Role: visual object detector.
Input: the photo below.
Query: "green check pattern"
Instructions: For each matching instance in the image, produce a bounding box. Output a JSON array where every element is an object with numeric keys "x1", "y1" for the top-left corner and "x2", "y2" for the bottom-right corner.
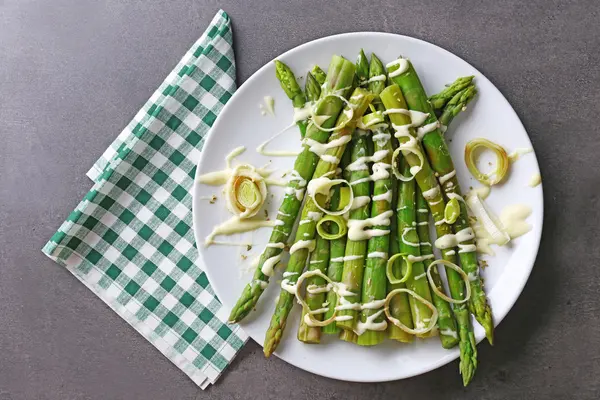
[{"x1": 42, "y1": 10, "x2": 247, "y2": 389}]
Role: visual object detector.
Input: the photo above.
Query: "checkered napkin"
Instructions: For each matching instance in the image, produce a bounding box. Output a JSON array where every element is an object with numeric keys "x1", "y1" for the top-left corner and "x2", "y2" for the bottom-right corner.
[{"x1": 42, "y1": 10, "x2": 247, "y2": 389}]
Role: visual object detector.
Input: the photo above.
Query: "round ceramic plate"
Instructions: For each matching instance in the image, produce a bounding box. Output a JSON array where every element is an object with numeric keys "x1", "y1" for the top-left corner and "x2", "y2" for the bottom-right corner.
[{"x1": 192, "y1": 32, "x2": 543, "y2": 382}]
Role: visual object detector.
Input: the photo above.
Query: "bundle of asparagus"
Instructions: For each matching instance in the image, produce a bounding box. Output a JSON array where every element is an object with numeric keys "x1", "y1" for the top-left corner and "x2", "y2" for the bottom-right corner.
[{"x1": 224, "y1": 50, "x2": 487, "y2": 386}]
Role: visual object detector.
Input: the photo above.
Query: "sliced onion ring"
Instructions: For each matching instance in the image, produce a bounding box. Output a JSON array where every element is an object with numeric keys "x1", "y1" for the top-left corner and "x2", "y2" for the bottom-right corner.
[
  {"x1": 466, "y1": 193, "x2": 510, "y2": 246},
  {"x1": 464, "y1": 138, "x2": 509, "y2": 185},
  {"x1": 444, "y1": 197, "x2": 460, "y2": 224},
  {"x1": 310, "y1": 94, "x2": 353, "y2": 132},
  {"x1": 294, "y1": 270, "x2": 338, "y2": 327},
  {"x1": 391, "y1": 145, "x2": 425, "y2": 182},
  {"x1": 308, "y1": 177, "x2": 354, "y2": 216},
  {"x1": 386, "y1": 253, "x2": 413, "y2": 284},
  {"x1": 426, "y1": 259, "x2": 472, "y2": 304},
  {"x1": 316, "y1": 215, "x2": 347, "y2": 240},
  {"x1": 224, "y1": 165, "x2": 267, "y2": 219},
  {"x1": 384, "y1": 288, "x2": 439, "y2": 335}
]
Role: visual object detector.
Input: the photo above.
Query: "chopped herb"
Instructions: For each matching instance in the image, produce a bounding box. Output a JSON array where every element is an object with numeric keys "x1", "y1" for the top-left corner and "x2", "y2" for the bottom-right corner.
[
  {"x1": 209, "y1": 194, "x2": 217, "y2": 204},
  {"x1": 241, "y1": 254, "x2": 248, "y2": 260},
  {"x1": 246, "y1": 245, "x2": 253, "y2": 251}
]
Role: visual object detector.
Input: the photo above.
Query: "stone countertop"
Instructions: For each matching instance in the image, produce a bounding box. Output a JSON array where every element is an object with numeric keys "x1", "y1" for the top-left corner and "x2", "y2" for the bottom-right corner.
[{"x1": 1, "y1": 0, "x2": 598, "y2": 399}]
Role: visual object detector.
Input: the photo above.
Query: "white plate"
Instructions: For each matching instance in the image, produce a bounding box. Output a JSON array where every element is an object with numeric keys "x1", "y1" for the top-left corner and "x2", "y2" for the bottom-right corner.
[{"x1": 192, "y1": 32, "x2": 543, "y2": 382}]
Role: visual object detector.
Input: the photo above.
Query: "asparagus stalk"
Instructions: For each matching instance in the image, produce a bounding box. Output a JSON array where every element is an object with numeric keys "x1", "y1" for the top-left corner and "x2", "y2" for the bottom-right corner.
[
  {"x1": 357, "y1": 53, "x2": 394, "y2": 346},
  {"x1": 322, "y1": 175, "x2": 348, "y2": 334},
  {"x1": 263, "y1": 87, "x2": 375, "y2": 357},
  {"x1": 297, "y1": 234, "x2": 330, "y2": 343},
  {"x1": 275, "y1": 60, "x2": 309, "y2": 138},
  {"x1": 416, "y1": 186, "x2": 459, "y2": 348},
  {"x1": 388, "y1": 60, "x2": 493, "y2": 345},
  {"x1": 304, "y1": 72, "x2": 322, "y2": 103},
  {"x1": 438, "y1": 85, "x2": 476, "y2": 129},
  {"x1": 380, "y1": 84, "x2": 476, "y2": 385},
  {"x1": 336, "y1": 133, "x2": 372, "y2": 336},
  {"x1": 228, "y1": 56, "x2": 356, "y2": 323},
  {"x1": 387, "y1": 177, "x2": 414, "y2": 343},
  {"x1": 396, "y1": 158, "x2": 435, "y2": 336},
  {"x1": 336, "y1": 52, "x2": 374, "y2": 337},
  {"x1": 428, "y1": 76, "x2": 474, "y2": 112},
  {"x1": 311, "y1": 65, "x2": 327, "y2": 86}
]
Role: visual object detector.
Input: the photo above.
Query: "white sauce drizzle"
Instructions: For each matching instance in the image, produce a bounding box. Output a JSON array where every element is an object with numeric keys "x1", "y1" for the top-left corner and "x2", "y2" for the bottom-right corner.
[
  {"x1": 372, "y1": 190, "x2": 392, "y2": 203},
  {"x1": 261, "y1": 253, "x2": 283, "y2": 276},
  {"x1": 368, "y1": 252, "x2": 388, "y2": 259},
  {"x1": 508, "y1": 147, "x2": 533, "y2": 163},
  {"x1": 347, "y1": 210, "x2": 393, "y2": 241},
  {"x1": 289, "y1": 240, "x2": 316, "y2": 254},
  {"x1": 438, "y1": 170, "x2": 456, "y2": 185},
  {"x1": 256, "y1": 124, "x2": 301, "y2": 157},
  {"x1": 205, "y1": 216, "x2": 276, "y2": 246},
  {"x1": 416, "y1": 121, "x2": 440, "y2": 140},
  {"x1": 386, "y1": 58, "x2": 410, "y2": 78},
  {"x1": 529, "y1": 173, "x2": 541, "y2": 187},
  {"x1": 401, "y1": 227, "x2": 420, "y2": 247}
]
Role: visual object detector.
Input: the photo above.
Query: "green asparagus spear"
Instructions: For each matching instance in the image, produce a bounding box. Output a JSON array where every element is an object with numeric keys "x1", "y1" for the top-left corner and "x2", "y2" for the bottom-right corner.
[
  {"x1": 438, "y1": 85, "x2": 476, "y2": 129},
  {"x1": 336, "y1": 51, "x2": 375, "y2": 336},
  {"x1": 228, "y1": 56, "x2": 356, "y2": 323},
  {"x1": 322, "y1": 175, "x2": 348, "y2": 335},
  {"x1": 416, "y1": 186, "x2": 459, "y2": 349},
  {"x1": 388, "y1": 60, "x2": 493, "y2": 346},
  {"x1": 387, "y1": 177, "x2": 414, "y2": 343},
  {"x1": 357, "y1": 53, "x2": 395, "y2": 346},
  {"x1": 305, "y1": 72, "x2": 322, "y2": 103},
  {"x1": 263, "y1": 87, "x2": 375, "y2": 357},
  {"x1": 396, "y1": 158, "x2": 435, "y2": 336},
  {"x1": 297, "y1": 234, "x2": 330, "y2": 343},
  {"x1": 336, "y1": 133, "x2": 372, "y2": 336},
  {"x1": 380, "y1": 84, "x2": 476, "y2": 385},
  {"x1": 275, "y1": 60, "x2": 309, "y2": 138},
  {"x1": 311, "y1": 65, "x2": 327, "y2": 86},
  {"x1": 356, "y1": 49, "x2": 370, "y2": 86},
  {"x1": 428, "y1": 76, "x2": 474, "y2": 112}
]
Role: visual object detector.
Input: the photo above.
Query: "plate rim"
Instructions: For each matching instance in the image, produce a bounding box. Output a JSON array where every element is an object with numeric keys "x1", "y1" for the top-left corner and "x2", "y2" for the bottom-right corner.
[{"x1": 192, "y1": 31, "x2": 544, "y2": 382}]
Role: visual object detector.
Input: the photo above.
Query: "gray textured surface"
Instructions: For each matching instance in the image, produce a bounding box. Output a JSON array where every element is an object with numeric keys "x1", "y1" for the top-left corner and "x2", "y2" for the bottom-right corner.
[{"x1": 1, "y1": 0, "x2": 599, "y2": 399}]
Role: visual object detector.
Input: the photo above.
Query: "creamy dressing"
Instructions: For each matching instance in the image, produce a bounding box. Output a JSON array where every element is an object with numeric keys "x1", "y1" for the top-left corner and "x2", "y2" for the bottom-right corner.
[
  {"x1": 331, "y1": 255, "x2": 363, "y2": 263},
  {"x1": 386, "y1": 58, "x2": 410, "y2": 78},
  {"x1": 440, "y1": 328, "x2": 458, "y2": 339},
  {"x1": 367, "y1": 252, "x2": 388, "y2": 259},
  {"x1": 281, "y1": 279, "x2": 296, "y2": 294},
  {"x1": 422, "y1": 186, "x2": 440, "y2": 200},
  {"x1": 350, "y1": 196, "x2": 371, "y2": 210},
  {"x1": 256, "y1": 123, "x2": 301, "y2": 157},
  {"x1": 263, "y1": 96, "x2": 275, "y2": 115},
  {"x1": 407, "y1": 254, "x2": 434, "y2": 263},
  {"x1": 467, "y1": 185, "x2": 491, "y2": 200},
  {"x1": 434, "y1": 228, "x2": 475, "y2": 250},
  {"x1": 289, "y1": 239, "x2": 316, "y2": 254},
  {"x1": 205, "y1": 216, "x2": 277, "y2": 246},
  {"x1": 355, "y1": 310, "x2": 387, "y2": 335},
  {"x1": 303, "y1": 135, "x2": 352, "y2": 158},
  {"x1": 500, "y1": 204, "x2": 532, "y2": 239},
  {"x1": 351, "y1": 162, "x2": 391, "y2": 186},
  {"x1": 446, "y1": 192, "x2": 465, "y2": 203},
  {"x1": 529, "y1": 173, "x2": 542, "y2": 187},
  {"x1": 293, "y1": 102, "x2": 314, "y2": 122},
  {"x1": 508, "y1": 147, "x2": 532, "y2": 162},
  {"x1": 261, "y1": 253, "x2": 283, "y2": 276},
  {"x1": 367, "y1": 74, "x2": 386, "y2": 83},
  {"x1": 401, "y1": 227, "x2": 420, "y2": 247},
  {"x1": 438, "y1": 170, "x2": 456, "y2": 185},
  {"x1": 416, "y1": 121, "x2": 440, "y2": 140},
  {"x1": 372, "y1": 190, "x2": 392, "y2": 203},
  {"x1": 346, "y1": 150, "x2": 389, "y2": 171},
  {"x1": 384, "y1": 109, "x2": 429, "y2": 127},
  {"x1": 347, "y1": 210, "x2": 393, "y2": 241}
]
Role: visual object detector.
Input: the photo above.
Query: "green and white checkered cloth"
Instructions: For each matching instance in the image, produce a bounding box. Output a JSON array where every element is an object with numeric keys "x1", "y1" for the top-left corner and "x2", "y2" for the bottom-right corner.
[{"x1": 42, "y1": 10, "x2": 247, "y2": 389}]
